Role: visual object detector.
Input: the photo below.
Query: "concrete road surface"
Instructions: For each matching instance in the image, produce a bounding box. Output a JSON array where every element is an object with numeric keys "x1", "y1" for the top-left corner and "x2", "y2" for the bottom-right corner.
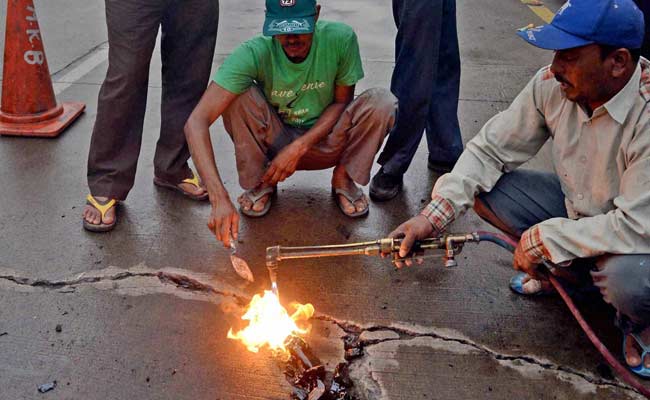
[{"x1": 1, "y1": 0, "x2": 648, "y2": 399}]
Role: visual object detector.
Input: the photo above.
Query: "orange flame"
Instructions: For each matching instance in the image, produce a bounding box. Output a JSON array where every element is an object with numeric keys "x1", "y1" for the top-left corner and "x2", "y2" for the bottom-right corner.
[{"x1": 227, "y1": 290, "x2": 315, "y2": 353}]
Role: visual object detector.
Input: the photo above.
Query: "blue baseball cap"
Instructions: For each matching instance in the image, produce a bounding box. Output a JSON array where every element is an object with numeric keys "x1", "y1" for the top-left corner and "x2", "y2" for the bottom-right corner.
[
  {"x1": 517, "y1": 0, "x2": 645, "y2": 50},
  {"x1": 263, "y1": 0, "x2": 317, "y2": 36}
]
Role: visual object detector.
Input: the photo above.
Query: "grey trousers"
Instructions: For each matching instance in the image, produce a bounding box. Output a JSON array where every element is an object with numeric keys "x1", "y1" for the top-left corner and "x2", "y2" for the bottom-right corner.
[
  {"x1": 222, "y1": 87, "x2": 397, "y2": 190},
  {"x1": 87, "y1": 0, "x2": 219, "y2": 200},
  {"x1": 475, "y1": 169, "x2": 650, "y2": 333}
]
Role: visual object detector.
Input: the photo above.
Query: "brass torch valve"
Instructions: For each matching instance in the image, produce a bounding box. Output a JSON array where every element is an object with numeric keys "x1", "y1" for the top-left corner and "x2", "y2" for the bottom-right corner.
[
  {"x1": 388, "y1": 233, "x2": 480, "y2": 267},
  {"x1": 441, "y1": 233, "x2": 480, "y2": 267}
]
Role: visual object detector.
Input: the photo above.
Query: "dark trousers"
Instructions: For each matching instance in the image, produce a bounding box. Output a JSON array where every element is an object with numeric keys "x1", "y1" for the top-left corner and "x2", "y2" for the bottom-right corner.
[
  {"x1": 377, "y1": 0, "x2": 464, "y2": 177},
  {"x1": 87, "y1": 0, "x2": 219, "y2": 200},
  {"x1": 475, "y1": 169, "x2": 650, "y2": 333}
]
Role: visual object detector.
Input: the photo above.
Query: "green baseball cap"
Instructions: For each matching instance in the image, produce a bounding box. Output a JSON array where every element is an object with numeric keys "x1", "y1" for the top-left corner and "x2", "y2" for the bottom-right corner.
[{"x1": 263, "y1": 0, "x2": 317, "y2": 36}]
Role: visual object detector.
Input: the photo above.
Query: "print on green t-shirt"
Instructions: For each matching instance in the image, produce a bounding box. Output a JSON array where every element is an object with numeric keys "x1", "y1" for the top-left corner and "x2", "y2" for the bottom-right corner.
[{"x1": 213, "y1": 20, "x2": 364, "y2": 128}]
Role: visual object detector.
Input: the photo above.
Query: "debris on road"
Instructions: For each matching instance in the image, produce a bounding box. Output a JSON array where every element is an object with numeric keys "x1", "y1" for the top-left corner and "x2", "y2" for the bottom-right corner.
[
  {"x1": 282, "y1": 336, "x2": 356, "y2": 400},
  {"x1": 343, "y1": 348, "x2": 362, "y2": 361},
  {"x1": 55, "y1": 324, "x2": 62, "y2": 333},
  {"x1": 37, "y1": 381, "x2": 57, "y2": 393}
]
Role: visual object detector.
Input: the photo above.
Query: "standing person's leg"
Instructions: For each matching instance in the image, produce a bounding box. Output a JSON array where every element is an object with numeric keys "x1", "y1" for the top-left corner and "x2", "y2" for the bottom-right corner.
[
  {"x1": 154, "y1": 0, "x2": 219, "y2": 199},
  {"x1": 425, "y1": 0, "x2": 463, "y2": 172},
  {"x1": 84, "y1": 0, "x2": 163, "y2": 231},
  {"x1": 591, "y1": 254, "x2": 650, "y2": 375},
  {"x1": 370, "y1": 0, "x2": 443, "y2": 201}
]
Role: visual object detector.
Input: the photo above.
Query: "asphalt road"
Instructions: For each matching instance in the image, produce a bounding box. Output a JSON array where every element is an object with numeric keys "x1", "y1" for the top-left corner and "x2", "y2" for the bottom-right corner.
[{"x1": 1, "y1": 0, "x2": 648, "y2": 399}]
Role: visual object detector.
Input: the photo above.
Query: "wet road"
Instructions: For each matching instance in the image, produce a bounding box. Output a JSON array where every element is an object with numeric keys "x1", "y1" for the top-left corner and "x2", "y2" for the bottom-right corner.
[{"x1": 1, "y1": 0, "x2": 648, "y2": 398}]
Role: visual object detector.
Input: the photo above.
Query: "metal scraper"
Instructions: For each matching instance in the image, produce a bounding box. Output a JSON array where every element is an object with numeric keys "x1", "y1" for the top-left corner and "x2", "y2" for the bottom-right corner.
[{"x1": 230, "y1": 240, "x2": 254, "y2": 282}]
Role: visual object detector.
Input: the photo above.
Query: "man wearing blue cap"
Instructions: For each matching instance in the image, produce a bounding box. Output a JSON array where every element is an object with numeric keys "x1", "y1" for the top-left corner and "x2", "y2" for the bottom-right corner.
[
  {"x1": 386, "y1": 0, "x2": 650, "y2": 376},
  {"x1": 185, "y1": 1, "x2": 396, "y2": 241}
]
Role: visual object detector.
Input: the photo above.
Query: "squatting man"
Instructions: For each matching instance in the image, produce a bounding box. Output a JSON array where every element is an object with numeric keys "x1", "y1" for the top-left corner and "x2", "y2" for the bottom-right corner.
[
  {"x1": 185, "y1": 0, "x2": 396, "y2": 247},
  {"x1": 387, "y1": 0, "x2": 650, "y2": 378}
]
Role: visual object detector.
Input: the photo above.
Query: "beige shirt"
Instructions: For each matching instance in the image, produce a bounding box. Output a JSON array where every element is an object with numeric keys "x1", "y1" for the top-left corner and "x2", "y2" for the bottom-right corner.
[{"x1": 432, "y1": 58, "x2": 650, "y2": 264}]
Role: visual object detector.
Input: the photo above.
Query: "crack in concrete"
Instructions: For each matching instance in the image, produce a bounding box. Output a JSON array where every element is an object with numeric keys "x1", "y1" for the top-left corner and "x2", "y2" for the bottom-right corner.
[
  {"x1": 315, "y1": 315, "x2": 643, "y2": 399},
  {"x1": 0, "y1": 268, "x2": 249, "y2": 305},
  {"x1": 0, "y1": 269, "x2": 642, "y2": 398},
  {"x1": 0, "y1": 271, "x2": 154, "y2": 288}
]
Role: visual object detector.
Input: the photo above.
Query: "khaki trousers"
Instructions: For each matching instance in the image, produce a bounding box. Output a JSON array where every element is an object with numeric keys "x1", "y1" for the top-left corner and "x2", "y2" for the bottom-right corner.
[{"x1": 222, "y1": 87, "x2": 396, "y2": 190}]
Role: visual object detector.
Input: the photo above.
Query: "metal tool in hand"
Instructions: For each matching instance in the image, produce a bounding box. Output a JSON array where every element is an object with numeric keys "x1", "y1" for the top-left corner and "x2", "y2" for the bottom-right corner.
[
  {"x1": 230, "y1": 239, "x2": 254, "y2": 282},
  {"x1": 265, "y1": 233, "x2": 480, "y2": 297},
  {"x1": 266, "y1": 233, "x2": 479, "y2": 269}
]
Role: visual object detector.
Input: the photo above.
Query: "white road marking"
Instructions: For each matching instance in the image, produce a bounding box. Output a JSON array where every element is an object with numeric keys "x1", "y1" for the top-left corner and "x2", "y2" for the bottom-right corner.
[{"x1": 52, "y1": 45, "x2": 108, "y2": 95}]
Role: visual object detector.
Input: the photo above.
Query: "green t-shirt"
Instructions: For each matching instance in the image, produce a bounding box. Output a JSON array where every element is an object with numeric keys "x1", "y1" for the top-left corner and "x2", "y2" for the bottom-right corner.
[{"x1": 213, "y1": 20, "x2": 364, "y2": 128}]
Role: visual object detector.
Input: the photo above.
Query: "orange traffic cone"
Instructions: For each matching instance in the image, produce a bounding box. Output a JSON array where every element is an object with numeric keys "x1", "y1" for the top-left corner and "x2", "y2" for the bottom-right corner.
[{"x1": 0, "y1": 0, "x2": 85, "y2": 137}]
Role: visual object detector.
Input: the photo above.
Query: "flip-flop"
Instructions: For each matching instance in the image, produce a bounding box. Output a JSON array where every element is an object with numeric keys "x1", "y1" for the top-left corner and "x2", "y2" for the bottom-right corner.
[
  {"x1": 239, "y1": 186, "x2": 275, "y2": 217},
  {"x1": 83, "y1": 195, "x2": 118, "y2": 233},
  {"x1": 332, "y1": 186, "x2": 369, "y2": 218},
  {"x1": 153, "y1": 170, "x2": 208, "y2": 201},
  {"x1": 623, "y1": 332, "x2": 650, "y2": 378},
  {"x1": 509, "y1": 272, "x2": 554, "y2": 296}
]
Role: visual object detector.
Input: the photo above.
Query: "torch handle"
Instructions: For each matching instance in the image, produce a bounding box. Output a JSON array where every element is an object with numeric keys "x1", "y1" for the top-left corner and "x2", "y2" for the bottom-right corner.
[{"x1": 266, "y1": 237, "x2": 450, "y2": 266}]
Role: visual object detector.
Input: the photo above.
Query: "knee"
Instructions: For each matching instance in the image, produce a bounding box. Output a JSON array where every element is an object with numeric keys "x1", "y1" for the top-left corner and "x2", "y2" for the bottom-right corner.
[
  {"x1": 472, "y1": 196, "x2": 521, "y2": 237},
  {"x1": 353, "y1": 88, "x2": 397, "y2": 121},
  {"x1": 473, "y1": 197, "x2": 491, "y2": 221},
  {"x1": 595, "y1": 255, "x2": 650, "y2": 323}
]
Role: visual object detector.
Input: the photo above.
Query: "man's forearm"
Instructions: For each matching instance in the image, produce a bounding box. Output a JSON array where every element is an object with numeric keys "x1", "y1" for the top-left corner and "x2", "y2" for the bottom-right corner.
[
  {"x1": 184, "y1": 118, "x2": 229, "y2": 206},
  {"x1": 183, "y1": 83, "x2": 239, "y2": 206},
  {"x1": 293, "y1": 102, "x2": 347, "y2": 151}
]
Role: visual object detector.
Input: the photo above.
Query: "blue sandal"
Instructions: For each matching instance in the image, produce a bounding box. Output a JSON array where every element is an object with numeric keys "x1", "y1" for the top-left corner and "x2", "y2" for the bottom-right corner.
[{"x1": 623, "y1": 332, "x2": 650, "y2": 378}]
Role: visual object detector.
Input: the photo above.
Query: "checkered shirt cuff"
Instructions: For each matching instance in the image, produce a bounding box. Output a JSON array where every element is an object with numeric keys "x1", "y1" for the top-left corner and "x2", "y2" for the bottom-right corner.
[
  {"x1": 419, "y1": 195, "x2": 455, "y2": 233},
  {"x1": 520, "y1": 225, "x2": 549, "y2": 262}
]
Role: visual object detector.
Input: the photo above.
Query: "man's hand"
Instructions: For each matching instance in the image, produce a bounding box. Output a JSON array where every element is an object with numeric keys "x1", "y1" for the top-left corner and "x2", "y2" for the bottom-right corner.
[
  {"x1": 513, "y1": 240, "x2": 544, "y2": 279},
  {"x1": 207, "y1": 198, "x2": 240, "y2": 248},
  {"x1": 387, "y1": 215, "x2": 437, "y2": 268},
  {"x1": 262, "y1": 141, "x2": 307, "y2": 186},
  {"x1": 513, "y1": 226, "x2": 549, "y2": 280}
]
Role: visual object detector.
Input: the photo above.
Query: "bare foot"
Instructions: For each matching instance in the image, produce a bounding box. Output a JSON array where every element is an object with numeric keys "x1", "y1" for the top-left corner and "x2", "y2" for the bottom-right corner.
[
  {"x1": 625, "y1": 327, "x2": 650, "y2": 370},
  {"x1": 332, "y1": 166, "x2": 368, "y2": 215},
  {"x1": 82, "y1": 196, "x2": 116, "y2": 226},
  {"x1": 237, "y1": 185, "x2": 273, "y2": 213}
]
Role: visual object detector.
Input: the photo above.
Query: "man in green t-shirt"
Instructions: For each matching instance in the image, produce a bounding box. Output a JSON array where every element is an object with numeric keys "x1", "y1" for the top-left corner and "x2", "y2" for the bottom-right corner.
[{"x1": 185, "y1": 0, "x2": 396, "y2": 247}]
